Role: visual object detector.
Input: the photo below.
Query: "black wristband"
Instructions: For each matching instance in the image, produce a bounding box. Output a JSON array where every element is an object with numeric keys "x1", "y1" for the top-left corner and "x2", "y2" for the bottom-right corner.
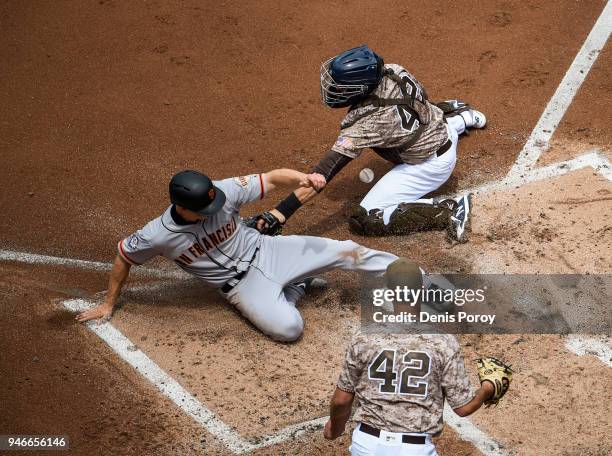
[{"x1": 275, "y1": 192, "x2": 302, "y2": 220}]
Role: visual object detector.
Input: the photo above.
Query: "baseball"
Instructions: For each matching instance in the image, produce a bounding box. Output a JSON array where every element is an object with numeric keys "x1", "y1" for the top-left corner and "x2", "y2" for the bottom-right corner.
[{"x1": 359, "y1": 168, "x2": 374, "y2": 183}]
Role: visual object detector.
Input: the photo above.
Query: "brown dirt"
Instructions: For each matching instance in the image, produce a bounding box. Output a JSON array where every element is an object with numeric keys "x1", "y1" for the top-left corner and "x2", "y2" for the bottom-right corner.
[
  {"x1": 0, "y1": 262, "x2": 212, "y2": 455},
  {"x1": 0, "y1": 0, "x2": 605, "y2": 263},
  {"x1": 462, "y1": 335, "x2": 612, "y2": 456},
  {"x1": 541, "y1": 40, "x2": 612, "y2": 165},
  {"x1": 463, "y1": 168, "x2": 612, "y2": 274},
  {"x1": 1, "y1": 0, "x2": 611, "y2": 455}
]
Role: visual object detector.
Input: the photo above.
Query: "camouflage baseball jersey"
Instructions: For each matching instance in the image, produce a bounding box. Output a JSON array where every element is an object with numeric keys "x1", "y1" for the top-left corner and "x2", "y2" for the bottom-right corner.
[
  {"x1": 337, "y1": 333, "x2": 473, "y2": 435},
  {"x1": 117, "y1": 174, "x2": 266, "y2": 287},
  {"x1": 331, "y1": 64, "x2": 448, "y2": 165}
]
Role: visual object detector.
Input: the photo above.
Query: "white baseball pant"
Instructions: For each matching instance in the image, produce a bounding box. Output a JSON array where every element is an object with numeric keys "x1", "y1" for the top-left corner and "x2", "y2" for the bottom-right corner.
[
  {"x1": 222, "y1": 235, "x2": 399, "y2": 341},
  {"x1": 360, "y1": 116, "x2": 466, "y2": 224},
  {"x1": 350, "y1": 426, "x2": 438, "y2": 456}
]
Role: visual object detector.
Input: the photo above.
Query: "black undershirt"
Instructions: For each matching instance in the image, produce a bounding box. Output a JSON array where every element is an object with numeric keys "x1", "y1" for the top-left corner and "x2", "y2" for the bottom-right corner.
[{"x1": 170, "y1": 205, "x2": 197, "y2": 226}]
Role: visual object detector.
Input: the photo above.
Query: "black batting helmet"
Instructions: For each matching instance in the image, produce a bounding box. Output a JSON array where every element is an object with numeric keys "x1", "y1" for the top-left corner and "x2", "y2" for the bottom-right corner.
[{"x1": 169, "y1": 170, "x2": 226, "y2": 215}]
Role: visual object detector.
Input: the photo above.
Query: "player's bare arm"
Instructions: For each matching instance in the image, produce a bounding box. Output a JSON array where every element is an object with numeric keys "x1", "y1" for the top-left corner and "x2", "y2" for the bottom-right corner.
[
  {"x1": 249, "y1": 169, "x2": 326, "y2": 231},
  {"x1": 261, "y1": 150, "x2": 350, "y2": 227},
  {"x1": 75, "y1": 255, "x2": 131, "y2": 323},
  {"x1": 452, "y1": 380, "x2": 495, "y2": 417},
  {"x1": 263, "y1": 168, "x2": 326, "y2": 193},
  {"x1": 323, "y1": 387, "x2": 355, "y2": 440}
]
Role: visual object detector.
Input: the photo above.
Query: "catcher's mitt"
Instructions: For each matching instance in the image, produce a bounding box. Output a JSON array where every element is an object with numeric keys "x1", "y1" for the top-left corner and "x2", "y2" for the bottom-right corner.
[
  {"x1": 475, "y1": 357, "x2": 513, "y2": 407},
  {"x1": 243, "y1": 211, "x2": 283, "y2": 236}
]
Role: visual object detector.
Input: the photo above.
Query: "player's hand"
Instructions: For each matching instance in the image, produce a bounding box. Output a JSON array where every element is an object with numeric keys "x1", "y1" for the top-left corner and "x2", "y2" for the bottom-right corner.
[
  {"x1": 75, "y1": 303, "x2": 113, "y2": 323},
  {"x1": 256, "y1": 218, "x2": 266, "y2": 231},
  {"x1": 299, "y1": 173, "x2": 326, "y2": 191},
  {"x1": 323, "y1": 420, "x2": 343, "y2": 440}
]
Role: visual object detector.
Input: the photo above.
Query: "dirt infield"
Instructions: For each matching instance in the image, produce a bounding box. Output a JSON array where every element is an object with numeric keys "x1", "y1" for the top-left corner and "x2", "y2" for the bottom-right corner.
[{"x1": 1, "y1": 1, "x2": 611, "y2": 455}]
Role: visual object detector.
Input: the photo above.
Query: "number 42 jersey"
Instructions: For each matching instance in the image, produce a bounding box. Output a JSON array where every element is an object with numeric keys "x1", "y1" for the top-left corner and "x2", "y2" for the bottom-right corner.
[{"x1": 337, "y1": 333, "x2": 474, "y2": 435}]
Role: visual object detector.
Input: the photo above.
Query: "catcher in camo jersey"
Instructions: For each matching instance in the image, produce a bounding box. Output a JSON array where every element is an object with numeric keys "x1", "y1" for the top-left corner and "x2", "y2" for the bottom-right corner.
[
  {"x1": 249, "y1": 45, "x2": 487, "y2": 242},
  {"x1": 323, "y1": 259, "x2": 512, "y2": 456}
]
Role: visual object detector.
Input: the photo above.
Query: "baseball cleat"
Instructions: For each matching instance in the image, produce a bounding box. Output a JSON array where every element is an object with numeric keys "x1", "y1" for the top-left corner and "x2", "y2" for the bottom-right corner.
[
  {"x1": 447, "y1": 193, "x2": 473, "y2": 243},
  {"x1": 439, "y1": 100, "x2": 486, "y2": 130},
  {"x1": 294, "y1": 276, "x2": 328, "y2": 293},
  {"x1": 469, "y1": 109, "x2": 487, "y2": 129},
  {"x1": 433, "y1": 197, "x2": 458, "y2": 212}
]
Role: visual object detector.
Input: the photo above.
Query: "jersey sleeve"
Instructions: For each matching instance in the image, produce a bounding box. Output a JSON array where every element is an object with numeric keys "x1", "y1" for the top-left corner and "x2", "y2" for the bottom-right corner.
[
  {"x1": 440, "y1": 338, "x2": 474, "y2": 409},
  {"x1": 217, "y1": 174, "x2": 266, "y2": 209},
  {"x1": 331, "y1": 121, "x2": 385, "y2": 158},
  {"x1": 337, "y1": 337, "x2": 365, "y2": 393},
  {"x1": 117, "y1": 222, "x2": 161, "y2": 266}
]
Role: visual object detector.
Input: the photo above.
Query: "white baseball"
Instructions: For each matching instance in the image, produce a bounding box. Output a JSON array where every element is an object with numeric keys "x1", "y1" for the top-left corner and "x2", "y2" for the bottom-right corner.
[{"x1": 359, "y1": 168, "x2": 374, "y2": 183}]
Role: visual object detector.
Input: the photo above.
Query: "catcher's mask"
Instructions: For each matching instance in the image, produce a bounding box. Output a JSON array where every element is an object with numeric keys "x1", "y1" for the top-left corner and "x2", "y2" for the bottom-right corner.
[{"x1": 320, "y1": 45, "x2": 384, "y2": 108}]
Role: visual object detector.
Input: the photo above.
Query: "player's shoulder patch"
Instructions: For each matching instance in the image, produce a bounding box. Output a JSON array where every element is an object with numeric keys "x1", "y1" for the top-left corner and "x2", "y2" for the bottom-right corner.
[
  {"x1": 233, "y1": 175, "x2": 250, "y2": 188},
  {"x1": 127, "y1": 233, "x2": 140, "y2": 249}
]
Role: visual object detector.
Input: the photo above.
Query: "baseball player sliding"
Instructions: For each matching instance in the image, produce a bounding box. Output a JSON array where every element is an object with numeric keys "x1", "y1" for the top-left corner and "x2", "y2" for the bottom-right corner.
[
  {"x1": 323, "y1": 259, "x2": 513, "y2": 455},
  {"x1": 250, "y1": 45, "x2": 486, "y2": 242},
  {"x1": 76, "y1": 169, "x2": 440, "y2": 341}
]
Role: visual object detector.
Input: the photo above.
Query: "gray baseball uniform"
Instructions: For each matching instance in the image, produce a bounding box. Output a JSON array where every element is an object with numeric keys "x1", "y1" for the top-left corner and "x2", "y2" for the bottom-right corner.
[{"x1": 118, "y1": 173, "x2": 400, "y2": 341}]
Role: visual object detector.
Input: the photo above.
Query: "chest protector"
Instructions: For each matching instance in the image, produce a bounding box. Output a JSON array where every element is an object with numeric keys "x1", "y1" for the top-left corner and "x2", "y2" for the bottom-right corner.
[{"x1": 365, "y1": 69, "x2": 431, "y2": 150}]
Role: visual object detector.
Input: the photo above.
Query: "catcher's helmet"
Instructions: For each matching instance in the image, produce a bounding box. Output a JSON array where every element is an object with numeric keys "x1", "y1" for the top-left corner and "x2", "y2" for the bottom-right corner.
[
  {"x1": 169, "y1": 170, "x2": 226, "y2": 215},
  {"x1": 320, "y1": 45, "x2": 384, "y2": 108}
]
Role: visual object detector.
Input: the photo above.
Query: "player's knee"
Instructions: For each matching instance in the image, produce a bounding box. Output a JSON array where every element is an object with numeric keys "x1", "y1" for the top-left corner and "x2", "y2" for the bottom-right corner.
[
  {"x1": 337, "y1": 239, "x2": 370, "y2": 266},
  {"x1": 269, "y1": 313, "x2": 304, "y2": 342},
  {"x1": 340, "y1": 239, "x2": 360, "y2": 250}
]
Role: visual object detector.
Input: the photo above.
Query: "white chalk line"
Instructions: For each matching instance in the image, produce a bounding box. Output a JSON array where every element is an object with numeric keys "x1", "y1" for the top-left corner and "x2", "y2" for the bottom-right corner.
[
  {"x1": 0, "y1": 248, "x2": 186, "y2": 279},
  {"x1": 461, "y1": 0, "x2": 612, "y2": 380},
  {"x1": 64, "y1": 296, "x2": 506, "y2": 455},
  {"x1": 565, "y1": 336, "x2": 612, "y2": 368},
  {"x1": 62, "y1": 299, "x2": 248, "y2": 453},
  {"x1": 464, "y1": 149, "x2": 612, "y2": 197},
  {"x1": 5, "y1": 3, "x2": 612, "y2": 454},
  {"x1": 63, "y1": 298, "x2": 330, "y2": 454},
  {"x1": 507, "y1": 0, "x2": 612, "y2": 177},
  {"x1": 443, "y1": 404, "x2": 507, "y2": 456}
]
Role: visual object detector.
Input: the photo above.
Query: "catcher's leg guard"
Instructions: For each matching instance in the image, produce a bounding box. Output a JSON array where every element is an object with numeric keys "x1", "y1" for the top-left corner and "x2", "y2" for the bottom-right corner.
[
  {"x1": 348, "y1": 206, "x2": 388, "y2": 236},
  {"x1": 386, "y1": 199, "x2": 455, "y2": 235}
]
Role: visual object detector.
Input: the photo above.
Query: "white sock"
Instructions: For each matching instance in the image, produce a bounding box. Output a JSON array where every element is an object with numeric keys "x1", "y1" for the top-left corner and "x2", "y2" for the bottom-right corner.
[
  {"x1": 414, "y1": 198, "x2": 434, "y2": 205},
  {"x1": 459, "y1": 110, "x2": 474, "y2": 128}
]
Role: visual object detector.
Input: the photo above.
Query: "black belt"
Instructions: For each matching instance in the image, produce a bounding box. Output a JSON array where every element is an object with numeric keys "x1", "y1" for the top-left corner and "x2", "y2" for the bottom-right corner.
[
  {"x1": 359, "y1": 423, "x2": 426, "y2": 445},
  {"x1": 220, "y1": 269, "x2": 247, "y2": 293},
  {"x1": 220, "y1": 248, "x2": 259, "y2": 293},
  {"x1": 436, "y1": 139, "x2": 451, "y2": 157}
]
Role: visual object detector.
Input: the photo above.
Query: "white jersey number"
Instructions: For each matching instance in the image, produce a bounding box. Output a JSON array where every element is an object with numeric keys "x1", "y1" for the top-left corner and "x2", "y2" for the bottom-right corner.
[{"x1": 368, "y1": 350, "x2": 431, "y2": 397}]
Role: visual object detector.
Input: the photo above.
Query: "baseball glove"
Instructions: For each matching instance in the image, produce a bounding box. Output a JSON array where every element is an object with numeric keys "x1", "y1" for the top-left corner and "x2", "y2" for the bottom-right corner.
[
  {"x1": 475, "y1": 357, "x2": 513, "y2": 407},
  {"x1": 243, "y1": 211, "x2": 283, "y2": 236}
]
